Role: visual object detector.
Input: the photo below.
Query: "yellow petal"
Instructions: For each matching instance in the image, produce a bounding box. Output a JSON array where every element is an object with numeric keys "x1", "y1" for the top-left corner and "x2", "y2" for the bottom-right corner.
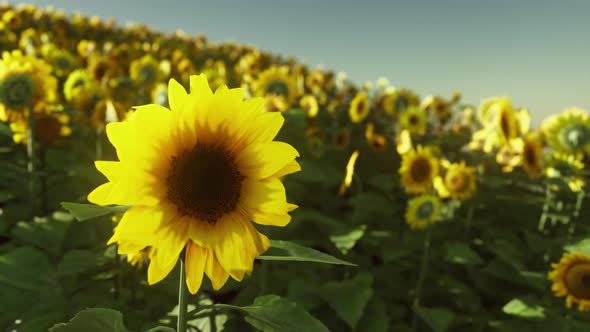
[
  {"x1": 168, "y1": 78, "x2": 188, "y2": 111},
  {"x1": 213, "y1": 214, "x2": 270, "y2": 280},
  {"x1": 189, "y1": 74, "x2": 213, "y2": 97},
  {"x1": 147, "y1": 248, "x2": 178, "y2": 285},
  {"x1": 237, "y1": 141, "x2": 299, "y2": 180},
  {"x1": 205, "y1": 250, "x2": 230, "y2": 290},
  {"x1": 154, "y1": 217, "x2": 189, "y2": 270},
  {"x1": 240, "y1": 178, "x2": 291, "y2": 226},
  {"x1": 272, "y1": 160, "x2": 301, "y2": 178},
  {"x1": 185, "y1": 241, "x2": 207, "y2": 294},
  {"x1": 108, "y1": 205, "x2": 176, "y2": 246}
]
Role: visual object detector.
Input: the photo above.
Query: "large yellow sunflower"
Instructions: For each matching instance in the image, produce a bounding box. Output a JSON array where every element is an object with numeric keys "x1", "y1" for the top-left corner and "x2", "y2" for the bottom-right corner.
[
  {"x1": 253, "y1": 65, "x2": 300, "y2": 108},
  {"x1": 541, "y1": 108, "x2": 590, "y2": 155},
  {"x1": 349, "y1": 92, "x2": 370, "y2": 123},
  {"x1": 400, "y1": 145, "x2": 439, "y2": 194},
  {"x1": 130, "y1": 54, "x2": 163, "y2": 87},
  {"x1": 0, "y1": 50, "x2": 57, "y2": 122},
  {"x1": 549, "y1": 252, "x2": 590, "y2": 311},
  {"x1": 405, "y1": 194, "x2": 441, "y2": 230},
  {"x1": 88, "y1": 74, "x2": 300, "y2": 294},
  {"x1": 434, "y1": 161, "x2": 476, "y2": 200},
  {"x1": 400, "y1": 106, "x2": 427, "y2": 135}
]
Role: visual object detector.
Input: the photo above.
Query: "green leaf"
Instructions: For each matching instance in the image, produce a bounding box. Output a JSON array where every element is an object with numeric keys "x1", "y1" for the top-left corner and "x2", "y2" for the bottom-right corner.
[
  {"x1": 0, "y1": 122, "x2": 11, "y2": 136},
  {"x1": 414, "y1": 306, "x2": 455, "y2": 332},
  {"x1": 319, "y1": 273, "x2": 374, "y2": 330},
  {"x1": 445, "y1": 242, "x2": 483, "y2": 265},
  {"x1": 11, "y1": 217, "x2": 71, "y2": 257},
  {"x1": 257, "y1": 240, "x2": 356, "y2": 266},
  {"x1": 50, "y1": 308, "x2": 130, "y2": 332},
  {"x1": 565, "y1": 238, "x2": 590, "y2": 255},
  {"x1": 0, "y1": 191, "x2": 13, "y2": 203},
  {"x1": 502, "y1": 298, "x2": 545, "y2": 319},
  {"x1": 145, "y1": 327, "x2": 176, "y2": 332},
  {"x1": 60, "y1": 202, "x2": 129, "y2": 221},
  {"x1": 238, "y1": 295, "x2": 329, "y2": 332},
  {"x1": 57, "y1": 250, "x2": 100, "y2": 276},
  {"x1": 357, "y1": 296, "x2": 389, "y2": 332},
  {"x1": 330, "y1": 225, "x2": 366, "y2": 255}
]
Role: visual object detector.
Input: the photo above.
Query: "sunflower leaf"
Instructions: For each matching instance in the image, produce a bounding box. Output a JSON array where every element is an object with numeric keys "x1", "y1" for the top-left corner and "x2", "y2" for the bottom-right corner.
[
  {"x1": 49, "y1": 308, "x2": 130, "y2": 332},
  {"x1": 414, "y1": 306, "x2": 455, "y2": 332},
  {"x1": 502, "y1": 298, "x2": 545, "y2": 319},
  {"x1": 319, "y1": 273, "x2": 374, "y2": 330},
  {"x1": 0, "y1": 122, "x2": 11, "y2": 136},
  {"x1": 60, "y1": 202, "x2": 129, "y2": 221},
  {"x1": 257, "y1": 240, "x2": 356, "y2": 266}
]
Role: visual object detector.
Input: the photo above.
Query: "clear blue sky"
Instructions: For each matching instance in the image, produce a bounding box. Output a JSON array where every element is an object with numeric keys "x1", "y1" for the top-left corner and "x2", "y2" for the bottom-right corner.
[{"x1": 11, "y1": 0, "x2": 590, "y2": 125}]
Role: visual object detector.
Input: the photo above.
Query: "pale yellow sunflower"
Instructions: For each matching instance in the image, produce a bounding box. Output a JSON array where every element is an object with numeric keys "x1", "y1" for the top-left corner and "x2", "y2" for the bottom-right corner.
[
  {"x1": 405, "y1": 194, "x2": 441, "y2": 230},
  {"x1": 400, "y1": 145, "x2": 439, "y2": 194},
  {"x1": 300, "y1": 94, "x2": 319, "y2": 118},
  {"x1": 130, "y1": 54, "x2": 163, "y2": 87},
  {"x1": 549, "y1": 252, "x2": 590, "y2": 311},
  {"x1": 349, "y1": 92, "x2": 370, "y2": 123},
  {"x1": 400, "y1": 106, "x2": 427, "y2": 135},
  {"x1": 434, "y1": 161, "x2": 477, "y2": 200},
  {"x1": 253, "y1": 65, "x2": 300, "y2": 108},
  {"x1": 541, "y1": 108, "x2": 590, "y2": 155},
  {"x1": 88, "y1": 74, "x2": 300, "y2": 294},
  {"x1": 382, "y1": 88, "x2": 420, "y2": 116}
]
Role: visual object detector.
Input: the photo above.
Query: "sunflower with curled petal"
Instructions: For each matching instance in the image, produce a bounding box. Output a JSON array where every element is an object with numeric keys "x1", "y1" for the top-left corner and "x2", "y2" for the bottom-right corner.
[
  {"x1": 0, "y1": 50, "x2": 57, "y2": 123},
  {"x1": 541, "y1": 108, "x2": 590, "y2": 155},
  {"x1": 434, "y1": 161, "x2": 476, "y2": 200},
  {"x1": 253, "y1": 65, "x2": 300, "y2": 108},
  {"x1": 405, "y1": 194, "x2": 441, "y2": 230},
  {"x1": 400, "y1": 145, "x2": 439, "y2": 194},
  {"x1": 349, "y1": 92, "x2": 370, "y2": 123},
  {"x1": 549, "y1": 252, "x2": 590, "y2": 312},
  {"x1": 88, "y1": 74, "x2": 300, "y2": 294}
]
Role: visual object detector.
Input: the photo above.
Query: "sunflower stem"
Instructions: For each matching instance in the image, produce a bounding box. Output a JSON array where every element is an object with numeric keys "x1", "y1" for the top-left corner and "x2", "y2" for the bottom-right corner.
[
  {"x1": 209, "y1": 307, "x2": 217, "y2": 332},
  {"x1": 26, "y1": 102, "x2": 37, "y2": 217},
  {"x1": 178, "y1": 254, "x2": 189, "y2": 332},
  {"x1": 411, "y1": 226, "x2": 433, "y2": 330},
  {"x1": 39, "y1": 145, "x2": 47, "y2": 214}
]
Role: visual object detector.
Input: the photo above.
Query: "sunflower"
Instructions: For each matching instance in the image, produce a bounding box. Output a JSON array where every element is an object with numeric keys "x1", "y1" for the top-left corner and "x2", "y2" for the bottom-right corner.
[
  {"x1": 400, "y1": 106, "x2": 427, "y2": 135},
  {"x1": 253, "y1": 65, "x2": 299, "y2": 108},
  {"x1": 300, "y1": 94, "x2": 319, "y2": 118},
  {"x1": 521, "y1": 133, "x2": 544, "y2": 178},
  {"x1": 91, "y1": 100, "x2": 127, "y2": 129},
  {"x1": 306, "y1": 128, "x2": 326, "y2": 159},
  {"x1": 10, "y1": 104, "x2": 71, "y2": 145},
  {"x1": 549, "y1": 252, "x2": 590, "y2": 311},
  {"x1": 89, "y1": 55, "x2": 119, "y2": 83},
  {"x1": 434, "y1": 161, "x2": 476, "y2": 200},
  {"x1": 43, "y1": 46, "x2": 77, "y2": 78},
  {"x1": 541, "y1": 108, "x2": 590, "y2": 155},
  {"x1": 130, "y1": 54, "x2": 163, "y2": 87},
  {"x1": 263, "y1": 94, "x2": 289, "y2": 113},
  {"x1": 88, "y1": 74, "x2": 300, "y2": 294},
  {"x1": 349, "y1": 92, "x2": 370, "y2": 123},
  {"x1": 400, "y1": 145, "x2": 439, "y2": 194},
  {"x1": 365, "y1": 122, "x2": 387, "y2": 151},
  {"x1": 305, "y1": 70, "x2": 325, "y2": 94},
  {"x1": 545, "y1": 152, "x2": 585, "y2": 192},
  {"x1": 405, "y1": 194, "x2": 441, "y2": 230},
  {"x1": 201, "y1": 59, "x2": 227, "y2": 91},
  {"x1": 0, "y1": 50, "x2": 57, "y2": 123},
  {"x1": 127, "y1": 247, "x2": 153, "y2": 269},
  {"x1": 64, "y1": 69, "x2": 99, "y2": 111},
  {"x1": 382, "y1": 88, "x2": 420, "y2": 116}
]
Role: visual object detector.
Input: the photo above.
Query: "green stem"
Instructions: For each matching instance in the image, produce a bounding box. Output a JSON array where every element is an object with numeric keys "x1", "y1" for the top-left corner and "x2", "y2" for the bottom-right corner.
[
  {"x1": 114, "y1": 244, "x2": 122, "y2": 301},
  {"x1": 209, "y1": 307, "x2": 217, "y2": 332},
  {"x1": 26, "y1": 103, "x2": 37, "y2": 216},
  {"x1": 411, "y1": 226, "x2": 434, "y2": 330},
  {"x1": 39, "y1": 146, "x2": 47, "y2": 214},
  {"x1": 178, "y1": 254, "x2": 189, "y2": 332}
]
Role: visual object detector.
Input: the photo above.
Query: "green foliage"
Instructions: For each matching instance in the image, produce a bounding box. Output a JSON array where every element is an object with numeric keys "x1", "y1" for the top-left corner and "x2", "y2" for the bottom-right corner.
[
  {"x1": 50, "y1": 308, "x2": 129, "y2": 332},
  {"x1": 257, "y1": 240, "x2": 356, "y2": 266}
]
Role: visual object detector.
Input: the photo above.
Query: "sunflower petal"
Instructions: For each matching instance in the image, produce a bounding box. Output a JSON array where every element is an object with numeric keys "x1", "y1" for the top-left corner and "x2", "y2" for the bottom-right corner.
[
  {"x1": 185, "y1": 241, "x2": 207, "y2": 294},
  {"x1": 205, "y1": 251, "x2": 230, "y2": 290},
  {"x1": 237, "y1": 141, "x2": 299, "y2": 180},
  {"x1": 168, "y1": 78, "x2": 188, "y2": 111},
  {"x1": 147, "y1": 249, "x2": 178, "y2": 285},
  {"x1": 108, "y1": 205, "x2": 176, "y2": 246}
]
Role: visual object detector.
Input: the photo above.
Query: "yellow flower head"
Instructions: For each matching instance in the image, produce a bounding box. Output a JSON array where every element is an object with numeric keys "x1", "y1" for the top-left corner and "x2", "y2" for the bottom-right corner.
[
  {"x1": 130, "y1": 54, "x2": 162, "y2": 87},
  {"x1": 349, "y1": 92, "x2": 370, "y2": 123},
  {"x1": 521, "y1": 133, "x2": 544, "y2": 178},
  {"x1": 127, "y1": 247, "x2": 153, "y2": 269},
  {"x1": 91, "y1": 100, "x2": 127, "y2": 129},
  {"x1": 434, "y1": 161, "x2": 476, "y2": 200},
  {"x1": 549, "y1": 252, "x2": 590, "y2": 311},
  {"x1": 0, "y1": 50, "x2": 57, "y2": 122},
  {"x1": 382, "y1": 88, "x2": 420, "y2": 116},
  {"x1": 545, "y1": 152, "x2": 585, "y2": 192},
  {"x1": 44, "y1": 46, "x2": 77, "y2": 78},
  {"x1": 64, "y1": 69, "x2": 99, "y2": 111},
  {"x1": 305, "y1": 70, "x2": 325, "y2": 94},
  {"x1": 333, "y1": 127, "x2": 351, "y2": 150},
  {"x1": 405, "y1": 194, "x2": 441, "y2": 230},
  {"x1": 400, "y1": 106, "x2": 427, "y2": 135},
  {"x1": 306, "y1": 128, "x2": 326, "y2": 159},
  {"x1": 365, "y1": 122, "x2": 387, "y2": 151},
  {"x1": 10, "y1": 104, "x2": 71, "y2": 145},
  {"x1": 300, "y1": 94, "x2": 319, "y2": 118},
  {"x1": 541, "y1": 108, "x2": 590, "y2": 155},
  {"x1": 253, "y1": 65, "x2": 299, "y2": 107},
  {"x1": 88, "y1": 74, "x2": 300, "y2": 294},
  {"x1": 400, "y1": 145, "x2": 439, "y2": 194}
]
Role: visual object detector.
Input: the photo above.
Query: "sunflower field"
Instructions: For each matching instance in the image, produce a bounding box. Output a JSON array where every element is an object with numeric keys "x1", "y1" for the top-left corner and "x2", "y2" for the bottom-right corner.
[{"x1": 1, "y1": 4, "x2": 590, "y2": 332}]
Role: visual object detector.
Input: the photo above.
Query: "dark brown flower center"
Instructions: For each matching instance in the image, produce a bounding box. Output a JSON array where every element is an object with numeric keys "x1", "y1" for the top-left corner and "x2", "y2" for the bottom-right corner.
[
  {"x1": 410, "y1": 157, "x2": 432, "y2": 183},
  {"x1": 524, "y1": 142, "x2": 539, "y2": 167},
  {"x1": 565, "y1": 263, "x2": 590, "y2": 299},
  {"x1": 166, "y1": 144, "x2": 243, "y2": 224},
  {"x1": 500, "y1": 111, "x2": 512, "y2": 139}
]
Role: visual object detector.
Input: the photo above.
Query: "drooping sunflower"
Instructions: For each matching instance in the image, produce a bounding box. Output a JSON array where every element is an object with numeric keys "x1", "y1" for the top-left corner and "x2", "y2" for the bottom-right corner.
[
  {"x1": 521, "y1": 133, "x2": 544, "y2": 178},
  {"x1": 400, "y1": 145, "x2": 439, "y2": 194},
  {"x1": 400, "y1": 106, "x2": 427, "y2": 135},
  {"x1": 300, "y1": 94, "x2": 319, "y2": 118},
  {"x1": 405, "y1": 194, "x2": 441, "y2": 230},
  {"x1": 253, "y1": 65, "x2": 300, "y2": 108},
  {"x1": 349, "y1": 92, "x2": 370, "y2": 123},
  {"x1": 434, "y1": 161, "x2": 476, "y2": 200},
  {"x1": 0, "y1": 50, "x2": 57, "y2": 123},
  {"x1": 545, "y1": 152, "x2": 585, "y2": 192},
  {"x1": 541, "y1": 108, "x2": 590, "y2": 155},
  {"x1": 10, "y1": 104, "x2": 71, "y2": 145},
  {"x1": 88, "y1": 74, "x2": 300, "y2": 294},
  {"x1": 549, "y1": 252, "x2": 590, "y2": 311}
]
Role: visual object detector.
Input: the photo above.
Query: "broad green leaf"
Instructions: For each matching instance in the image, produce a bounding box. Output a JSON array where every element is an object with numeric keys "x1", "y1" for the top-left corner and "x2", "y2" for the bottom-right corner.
[
  {"x1": 49, "y1": 308, "x2": 129, "y2": 332},
  {"x1": 145, "y1": 327, "x2": 176, "y2": 332},
  {"x1": 57, "y1": 250, "x2": 100, "y2": 276},
  {"x1": 330, "y1": 224, "x2": 366, "y2": 255},
  {"x1": 502, "y1": 298, "x2": 545, "y2": 319},
  {"x1": 357, "y1": 296, "x2": 389, "y2": 332},
  {"x1": 60, "y1": 202, "x2": 129, "y2": 221},
  {"x1": 0, "y1": 122, "x2": 11, "y2": 136},
  {"x1": 257, "y1": 240, "x2": 356, "y2": 266},
  {"x1": 0, "y1": 191, "x2": 13, "y2": 203},
  {"x1": 320, "y1": 273, "x2": 373, "y2": 330},
  {"x1": 239, "y1": 295, "x2": 329, "y2": 332},
  {"x1": 414, "y1": 306, "x2": 455, "y2": 332},
  {"x1": 565, "y1": 238, "x2": 590, "y2": 255},
  {"x1": 445, "y1": 242, "x2": 483, "y2": 265},
  {"x1": 11, "y1": 217, "x2": 71, "y2": 257}
]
